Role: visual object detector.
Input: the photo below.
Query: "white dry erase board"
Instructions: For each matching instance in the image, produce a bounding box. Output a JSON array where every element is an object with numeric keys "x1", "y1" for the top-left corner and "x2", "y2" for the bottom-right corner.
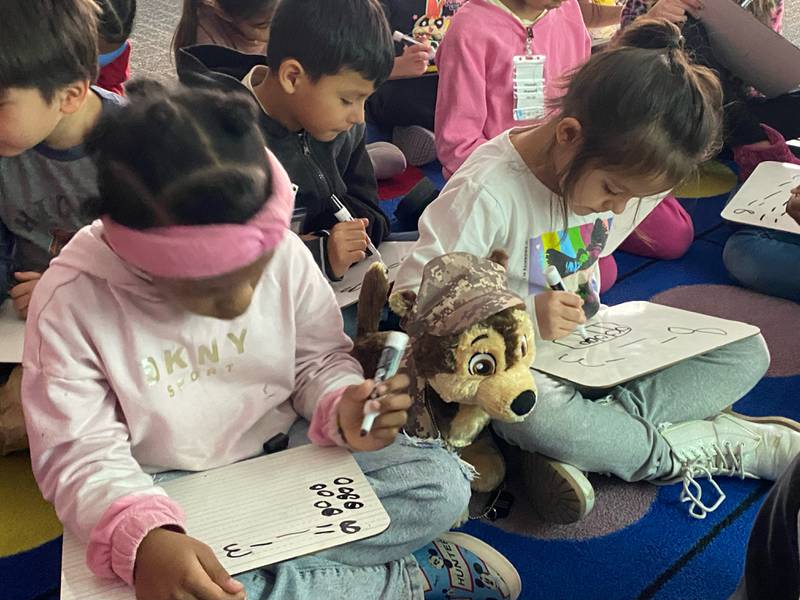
[
  {"x1": 60, "y1": 445, "x2": 391, "y2": 600},
  {"x1": 699, "y1": 0, "x2": 800, "y2": 98},
  {"x1": 721, "y1": 161, "x2": 800, "y2": 234},
  {"x1": 532, "y1": 301, "x2": 760, "y2": 388},
  {"x1": 332, "y1": 241, "x2": 415, "y2": 308},
  {"x1": 0, "y1": 300, "x2": 25, "y2": 363}
]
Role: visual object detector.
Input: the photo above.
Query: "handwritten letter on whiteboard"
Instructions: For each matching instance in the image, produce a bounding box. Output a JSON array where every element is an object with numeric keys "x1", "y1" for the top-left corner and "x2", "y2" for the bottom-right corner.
[
  {"x1": 721, "y1": 162, "x2": 800, "y2": 234},
  {"x1": 332, "y1": 241, "x2": 415, "y2": 308},
  {"x1": 60, "y1": 445, "x2": 390, "y2": 600},
  {"x1": 533, "y1": 301, "x2": 760, "y2": 388}
]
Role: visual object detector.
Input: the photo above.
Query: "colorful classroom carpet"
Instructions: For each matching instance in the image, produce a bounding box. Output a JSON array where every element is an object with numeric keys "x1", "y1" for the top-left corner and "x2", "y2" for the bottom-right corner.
[{"x1": 2, "y1": 160, "x2": 797, "y2": 600}]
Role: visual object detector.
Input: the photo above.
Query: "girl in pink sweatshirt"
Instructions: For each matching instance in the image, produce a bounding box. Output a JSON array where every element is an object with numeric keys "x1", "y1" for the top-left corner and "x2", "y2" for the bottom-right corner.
[{"x1": 20, "y1": 82, "x2": 511, "y2": 600}]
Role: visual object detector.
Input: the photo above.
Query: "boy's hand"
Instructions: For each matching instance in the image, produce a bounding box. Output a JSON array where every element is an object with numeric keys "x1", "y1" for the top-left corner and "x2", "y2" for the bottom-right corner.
[
  {"x1": 337, "y1": 375, "x2": 412, "y2": 452},
  {"x1": 9, "y1": 271, "x2": 42, "y2": 320},
  {"x1": 134, "y1": 528, "x2": 245, "y2": 600},
  {"x1": 648, "y1": 0, "x2": 702, "y2": 24},
  {"x1": 788, "y1": 186, "x2": 800, "y2": 225},
  {"x1": 534, "y1": 291, "x2": 586, "y2": 341},
  {"x1": 391, "y1": 44, "x2": 432, "y2": 79},
  {"x1": 328, "y1": 219, "x2": 369, "y2": 279}
]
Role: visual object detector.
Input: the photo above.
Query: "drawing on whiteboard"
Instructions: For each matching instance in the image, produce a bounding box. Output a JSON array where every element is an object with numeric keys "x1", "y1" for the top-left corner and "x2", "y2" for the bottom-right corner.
[
  {"x1": 219, "y1": 475, "x2": 366, "y2": 561},
  {"x1": 553, "y1": 322, "x2": 632, "y2": 350},
  {"x1": 722, "y1": 164, "x2": 800, "y2": 234},
  {"x1": 557, "y1": 354, "x2": 626, "y2": 367}
]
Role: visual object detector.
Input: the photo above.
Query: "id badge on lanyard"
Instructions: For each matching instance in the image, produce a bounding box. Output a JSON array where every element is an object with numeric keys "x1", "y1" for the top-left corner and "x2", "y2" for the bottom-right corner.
[{"x1": 512, "y1": 25, "x2": 546, "y2": 122}]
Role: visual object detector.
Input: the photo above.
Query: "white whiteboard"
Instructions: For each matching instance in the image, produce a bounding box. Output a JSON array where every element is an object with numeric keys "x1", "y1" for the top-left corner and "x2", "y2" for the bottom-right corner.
[
  {"x1": 332, "y1": 241, "x2": 415, "y2": 308},
  {"x1": 61, "y1": 445, "x2": 390, "y2": 600},
  {"x1": 721, "y1": 161, "x2": 800, "y2": 234},
  {"x1": 0, "y1": 300, "x2": 25, "y2": 363},
  {"x1": 533, "y1": 301, "x2": 760, "y2": 388}
]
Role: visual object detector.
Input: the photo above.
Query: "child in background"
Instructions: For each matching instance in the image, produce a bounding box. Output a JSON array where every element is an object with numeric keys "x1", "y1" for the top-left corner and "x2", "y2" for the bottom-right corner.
[
  {"x1": 723, "y1": 185, "x2": 800, "y2": 302},
  {"x1": 178, "y1": 0, "x2": 392, "y2": 282},
  {"x1": 96, "y1": 0, "x2": 137, "y2": 95},
  {"x1": 22, "y1": 80, "x2": 518, "y2": 600},
  {"x1": 394, "y1": 19, "x2": 799, "y2": 524},
  {"x1": 621, "y1": 0, "x2": 800, "y2": 180},
  {"x1": 366, "y1": 0, "x2": 467, "y2": 167},
  {"x1": 173, "y1": 0, "x2": 277, "y2": 58},
  {"x1": 0, "y1": 0, "x2": 125, "y2": 455}
]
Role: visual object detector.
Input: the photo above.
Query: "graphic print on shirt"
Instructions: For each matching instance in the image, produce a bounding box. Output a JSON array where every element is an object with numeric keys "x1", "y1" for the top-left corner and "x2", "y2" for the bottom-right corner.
[
  {"x1": 141, "y1": 328, "x2": 248, "y2": 398},
  {"x1": 405, "y1": 0, "x2": 466, "y2": 71},
  {"x1": 528, "y1": 218, "x2": 611, "y2": 318}
]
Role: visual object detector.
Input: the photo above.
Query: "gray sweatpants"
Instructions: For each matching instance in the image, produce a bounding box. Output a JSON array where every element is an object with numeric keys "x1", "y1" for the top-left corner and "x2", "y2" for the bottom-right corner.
[{"x1": 493, "y1": 334, "x2": 770, "y2": 482}]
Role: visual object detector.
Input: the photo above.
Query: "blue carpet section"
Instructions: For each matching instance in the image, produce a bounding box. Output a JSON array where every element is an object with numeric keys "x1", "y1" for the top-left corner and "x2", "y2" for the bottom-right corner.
[{"x1": 1, "y1": 539, "x2": 61, "y2": 600}]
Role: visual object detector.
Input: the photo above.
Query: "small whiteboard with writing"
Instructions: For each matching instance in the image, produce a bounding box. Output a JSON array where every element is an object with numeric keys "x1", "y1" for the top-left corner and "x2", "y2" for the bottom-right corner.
[
  {"x1": 533, "y1": 301, "x2": 760, "y2": 388},
  {"x1": 721, "y1": 161, "x2": 800, "y2": 234},
  {"x1": 333, "y1": 241, "x2": 415, "y2": 308},
  {"x1": 0, "y1": 300, "x2": 25, "y2": 363},
  {"x1": 60, "y1": 445, "x2": 390, "y2": 600}
]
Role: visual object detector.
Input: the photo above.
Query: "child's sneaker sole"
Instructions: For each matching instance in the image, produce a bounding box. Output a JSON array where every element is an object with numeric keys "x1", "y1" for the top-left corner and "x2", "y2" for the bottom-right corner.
[
  {"x1": 393, "y1": 125, "x2": 437, "y2": 166},
  {"x1": 520, "y1": 452, "x2": 595, "y2": 524},
  {"x1": 439, "y1": 532, "x2": 522, "y2": 600}
]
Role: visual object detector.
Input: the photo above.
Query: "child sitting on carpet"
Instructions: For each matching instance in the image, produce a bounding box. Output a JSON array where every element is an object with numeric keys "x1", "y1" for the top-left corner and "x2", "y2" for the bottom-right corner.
[
  {"x1": 22, "y1": 81, "x2": 520, "y2": 600},
  {"x1": 177, "y1": 0, "x2": 392, "y2": 282},
  {"x1": 96, "y1": 0, "x2": 137, "y2": 95},
  {"x1": 0, "y1": 0, "x2": 125, "y2": 456},
  {"x1": 723, "y1": 185, "x2": 800, "y2": 302},
  {"x1": 173, "y1": 0, "x2": 278, "y2": 58},
  {"x1": 394, "y1": 18, "x2": 800, "y2": 524}
]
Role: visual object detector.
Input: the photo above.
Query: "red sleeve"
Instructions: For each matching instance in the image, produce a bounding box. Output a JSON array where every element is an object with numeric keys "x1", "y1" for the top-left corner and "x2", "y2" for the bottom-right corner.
[{"x1": 96, "y1": 43, "x2": 132, "y2": 96}]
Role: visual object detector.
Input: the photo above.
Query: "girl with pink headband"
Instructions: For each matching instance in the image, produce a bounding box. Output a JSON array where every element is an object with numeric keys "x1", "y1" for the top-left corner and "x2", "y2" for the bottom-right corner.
[{"x1": 19, "y1": 82, "x2": 514, "y2": 600}]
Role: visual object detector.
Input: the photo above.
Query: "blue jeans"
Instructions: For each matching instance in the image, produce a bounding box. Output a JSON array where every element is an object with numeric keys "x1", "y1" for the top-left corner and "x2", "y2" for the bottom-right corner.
[
  {"x1": 156, "y1": 421, "x2": 471, "y2": 600},
  {"x1": 723, "y1": 228, "x2": 800, "y2": 302}
]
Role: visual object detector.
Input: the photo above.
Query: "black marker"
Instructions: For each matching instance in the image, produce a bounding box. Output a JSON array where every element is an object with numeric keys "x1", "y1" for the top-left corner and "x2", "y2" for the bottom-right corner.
[{"x1": 544, "y1": 265, "x2": 589, "y2": 340}]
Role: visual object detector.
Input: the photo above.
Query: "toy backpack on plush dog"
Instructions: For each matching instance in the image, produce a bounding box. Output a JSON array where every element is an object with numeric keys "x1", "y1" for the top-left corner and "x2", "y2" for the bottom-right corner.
[{"x1": 354, "y1": 251, "x2": 537, "y2": 494}]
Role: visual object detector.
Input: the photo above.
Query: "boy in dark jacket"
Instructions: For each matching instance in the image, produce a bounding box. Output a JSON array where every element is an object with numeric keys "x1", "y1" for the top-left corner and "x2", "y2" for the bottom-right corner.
[{"x1": 177, "y1": 0, "x2": 393, "y2": 281}]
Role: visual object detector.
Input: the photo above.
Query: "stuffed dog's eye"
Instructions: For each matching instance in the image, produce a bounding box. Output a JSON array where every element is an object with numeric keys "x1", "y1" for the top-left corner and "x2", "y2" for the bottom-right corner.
[
  {"x1": 469, "y1": 353, "x2": 496, "y2": 376},
  {"x1": 521, "y1": 337, "x2": 528, "y2": 357}
]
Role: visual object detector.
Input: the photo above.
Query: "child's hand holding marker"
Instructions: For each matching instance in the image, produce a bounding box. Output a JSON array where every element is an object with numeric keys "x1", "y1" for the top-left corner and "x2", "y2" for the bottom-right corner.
[
  {"x1": 338, "y1": 332, "x2": 411, "y2": 452},
  {"x1": 788, "y1": 185, "x2": 800, "y2": 225},
  {"x1": 328, "y1": 218, "x2": 371, "y2": 278},
  {"x1": 535, "y1": 265, "x2": 588, "y2": 341},
  {"x1": 391, "y1": 36, "x2": 433, "y2": 78}
]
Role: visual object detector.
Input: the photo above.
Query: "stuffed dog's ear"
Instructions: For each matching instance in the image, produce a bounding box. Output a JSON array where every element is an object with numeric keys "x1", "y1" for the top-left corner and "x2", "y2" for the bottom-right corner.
[
  {"x1": 488, "y1": 249, "x2": 509, "y2": 270},
  {"x1": 356, "y1": 262, "x2": 390, "y2": 337},
  {"x1": 389, "y1": 290, "x2": 417, "y2": 317}
]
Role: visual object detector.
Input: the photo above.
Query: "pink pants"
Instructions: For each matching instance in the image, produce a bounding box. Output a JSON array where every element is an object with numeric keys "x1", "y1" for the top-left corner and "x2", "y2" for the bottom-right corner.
[{"x1": 599, "y1": 194, "x2": 693, "y2": 293}]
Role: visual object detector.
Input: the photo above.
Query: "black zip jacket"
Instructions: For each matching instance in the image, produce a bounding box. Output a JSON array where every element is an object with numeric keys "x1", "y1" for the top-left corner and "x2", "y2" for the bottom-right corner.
[{"x1": 176, "y1": 45, "x2": 390, "y2": 280}]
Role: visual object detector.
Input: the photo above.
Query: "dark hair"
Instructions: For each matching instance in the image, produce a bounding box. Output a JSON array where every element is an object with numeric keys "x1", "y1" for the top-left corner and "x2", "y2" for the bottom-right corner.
[
  {"x1": 86, "y1": 79, "x2": 272, "y2": 229},
  {"x1": 548, "y1": 18, "x2": 723, "y2": 213},
  {"x1": 97, "y1": 0, "x2": 137, "y2": 44},
  {"x1": 267, "y1": 0, "x2": 394, "y2": 85},
  {"x1": 0, "y1": 0, "x2": 100, "y2": 101},
  {"x1": 173, "y1": 0, "x2": 279, "y2": 59}
]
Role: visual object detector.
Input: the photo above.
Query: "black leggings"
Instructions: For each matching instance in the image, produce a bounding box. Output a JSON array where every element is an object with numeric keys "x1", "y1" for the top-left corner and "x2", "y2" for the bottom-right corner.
[{"x1": 682, "y1": 18, "x2": 800, "y2": 147}]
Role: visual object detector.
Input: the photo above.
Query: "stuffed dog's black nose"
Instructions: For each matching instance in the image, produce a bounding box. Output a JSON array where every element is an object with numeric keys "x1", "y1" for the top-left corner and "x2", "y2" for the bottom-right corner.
[{"x1": 511, "y1": 390, "x2": 536, "y2": 416}]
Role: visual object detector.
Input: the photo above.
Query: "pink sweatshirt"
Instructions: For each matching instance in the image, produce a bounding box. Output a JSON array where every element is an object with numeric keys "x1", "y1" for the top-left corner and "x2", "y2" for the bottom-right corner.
[
  {"x1": 435, "y1": 0, "x2": 591, "y2": 178},
  {"x1": 22, "y1": 224, "x2": 363, "y2": 586}
]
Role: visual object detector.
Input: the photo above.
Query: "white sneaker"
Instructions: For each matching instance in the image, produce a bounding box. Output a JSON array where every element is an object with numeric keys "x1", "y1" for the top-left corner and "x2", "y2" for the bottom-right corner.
[
  {"x1": 660, "y1": 412, "x2": 800, "y2": 519},
  {"x1": 520, "y1": 452, "x2": 595, "y2": 523}
]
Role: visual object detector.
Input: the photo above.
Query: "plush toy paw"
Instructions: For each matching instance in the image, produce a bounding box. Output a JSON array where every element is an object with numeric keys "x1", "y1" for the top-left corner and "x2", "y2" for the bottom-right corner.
[
  {"x1": 461, "y1": 433, "x2": 506, "y2": 492},
  {"x1": 448, "y1": 405, "x2": 491, "y2": 448}
]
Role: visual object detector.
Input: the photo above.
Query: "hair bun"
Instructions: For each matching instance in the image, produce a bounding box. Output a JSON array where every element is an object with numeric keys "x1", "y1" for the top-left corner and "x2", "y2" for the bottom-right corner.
[
  {"x1": 206, "y1": 92, "x2": 260, "y2": 137},
  {"x1": 612, "y1": 17, "x2": 685, "y2": 53}
]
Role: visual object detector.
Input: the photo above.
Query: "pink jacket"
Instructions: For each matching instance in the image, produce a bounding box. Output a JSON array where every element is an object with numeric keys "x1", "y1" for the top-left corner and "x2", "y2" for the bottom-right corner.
[
  {"x1": 22, "y1": 224, "x2": 363, "y2": 586},
  {"x1": 435, "y1": 0, "x2": 591, "y2": 178}
]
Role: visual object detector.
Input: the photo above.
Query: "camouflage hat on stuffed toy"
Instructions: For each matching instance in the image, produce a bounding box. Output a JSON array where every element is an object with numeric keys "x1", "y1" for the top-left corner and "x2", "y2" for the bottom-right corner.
[{"x1": 404, "y1": 252, "x2": 525, "y2": 338}]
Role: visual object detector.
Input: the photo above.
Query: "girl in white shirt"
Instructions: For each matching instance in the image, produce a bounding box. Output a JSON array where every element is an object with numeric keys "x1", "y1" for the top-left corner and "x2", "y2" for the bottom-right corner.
[{"x1": 394, "y1": 19, "x2": 799, "y2": 523}]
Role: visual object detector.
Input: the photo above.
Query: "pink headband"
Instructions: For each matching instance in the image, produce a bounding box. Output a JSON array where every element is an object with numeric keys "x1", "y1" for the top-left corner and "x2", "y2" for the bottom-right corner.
[{"x1": 102, "y1": 149, "x2": 295, "y2": 279}]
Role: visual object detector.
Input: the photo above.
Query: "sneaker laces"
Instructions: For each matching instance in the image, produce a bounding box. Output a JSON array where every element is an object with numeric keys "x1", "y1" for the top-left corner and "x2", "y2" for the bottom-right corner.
[{"x1": 677, "y1": 441, "x2": 746, "y2": 520}]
